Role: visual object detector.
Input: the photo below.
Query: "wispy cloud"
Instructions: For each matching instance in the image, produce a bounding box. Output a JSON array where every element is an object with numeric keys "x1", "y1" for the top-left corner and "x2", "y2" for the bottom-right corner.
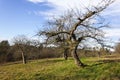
[
  {"x1": 27, "y1": 0, "x2": 45, "y2": 3},
  {"x1": 27, "y1": 0, "x2": 120, "y2": 18}
]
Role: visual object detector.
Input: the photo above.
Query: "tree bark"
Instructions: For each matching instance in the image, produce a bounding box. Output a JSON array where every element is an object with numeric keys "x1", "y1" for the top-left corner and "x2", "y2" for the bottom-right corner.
[
  {"x1": 21, "y1": 51, "x2": 26, "y2": 64},
  {"x1": 71, "y1": 46, "x2": 84, "y2": 67},
  {"x1": 63, "y1": 48, "x2": 68, "y2": 60}
]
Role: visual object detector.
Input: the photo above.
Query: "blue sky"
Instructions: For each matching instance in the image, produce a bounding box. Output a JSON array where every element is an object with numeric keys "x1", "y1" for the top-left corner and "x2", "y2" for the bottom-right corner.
[
  {"x1": 0, "y1": 0, "x2": 50, "y2": 41},
  {"x1": 0, "y1": 0, "x2": 120, "y2": 44}
]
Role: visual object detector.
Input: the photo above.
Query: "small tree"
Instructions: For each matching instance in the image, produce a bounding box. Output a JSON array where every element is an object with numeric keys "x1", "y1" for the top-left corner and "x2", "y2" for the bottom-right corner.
[
  {"x1": 38, "y1": 0, "x2": 115, "y2": 67},
  {"x1": 13, "y1": 35, "x2": 30, "y2": 64}
]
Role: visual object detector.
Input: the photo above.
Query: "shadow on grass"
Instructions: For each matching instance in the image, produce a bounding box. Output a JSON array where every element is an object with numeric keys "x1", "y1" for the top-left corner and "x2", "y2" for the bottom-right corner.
[
  {"x1": 86, "y1": 59, "x2": 120, "y2": 67},
  {"x1": 98, "y1": 59, "x2": 120, "y2": 63},
  {"x1": 33, "y1": 73, "x2": 72, "y2": 80},
  {"x1": 37, "y1": 58, "x2": 66, "y2": 64},
  {"x1": 46, "y1": 59, "x2": 65, "y2": 63},
  {"x1": 0, "y1": 61, "x2": 22, "y2": 66}
]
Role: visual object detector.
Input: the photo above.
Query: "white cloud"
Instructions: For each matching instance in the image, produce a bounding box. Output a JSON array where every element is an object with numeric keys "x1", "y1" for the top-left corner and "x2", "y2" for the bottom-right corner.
[
  {"x1": 105, "y1": 28, "x2": 120, "y2": 37},
  {"x1": 0, "y1": 36, "x2": 11, "y2": 41},
  {"x1": 27, "y1": 0, "x2": 120, "y2": 41},
  {"x1": 102, "y1": 0, "x2": 120, "y2": 16},
  {"x1": 103, "y1": 9, "x2": 120, "y2": 16},
  {"x1": 27, "y1": 0, "x2": 45, "y2": 3},
  {"x1": 27, "y1": 0, "x2": 120, "y2": 18},
  {"x1": 104, "y1": 28, "x2": 120, "y2": 43},
  {"x1": 27, "y1": 0, "x2": 109, "y2": 8}
]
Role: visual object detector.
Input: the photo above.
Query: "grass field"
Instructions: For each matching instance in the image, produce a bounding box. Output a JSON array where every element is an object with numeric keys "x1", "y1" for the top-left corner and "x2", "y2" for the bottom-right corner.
[{"x1": 0, "y1": 55, "x2": 120, "y2": 80}]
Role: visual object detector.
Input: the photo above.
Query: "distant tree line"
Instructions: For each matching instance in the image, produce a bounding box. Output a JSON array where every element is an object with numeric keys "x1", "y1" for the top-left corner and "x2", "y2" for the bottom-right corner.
[
  {"x1": 0, "y1": 35, "x2": 62, "y2": 64},
  {"x1": 0, "y1": 35, "x2": 113, "y2": 64}
]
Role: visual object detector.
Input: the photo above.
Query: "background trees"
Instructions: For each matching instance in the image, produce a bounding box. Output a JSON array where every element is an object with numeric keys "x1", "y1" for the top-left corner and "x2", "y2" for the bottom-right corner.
[
  {"x1": 11, "y1": 35, "x2": 62, "y2": 64},
  {"x1": 0, "y1": 39, "x2": 63, "y2": 64},
  {"x1": 0, "y1": 40, "x2": 11, "y2": 63},
  {"x1": 115, "y1": 42, "x2": 120, "y2": 54},
  {"x1": 38, "y1": 0, "x2": 115, "y2": 67}
]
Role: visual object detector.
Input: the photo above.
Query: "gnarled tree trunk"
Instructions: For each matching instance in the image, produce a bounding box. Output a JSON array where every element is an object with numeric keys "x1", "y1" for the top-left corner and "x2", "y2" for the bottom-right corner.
[{"x1": 71, "y1": 45, "x2": 84, "y2": 67}]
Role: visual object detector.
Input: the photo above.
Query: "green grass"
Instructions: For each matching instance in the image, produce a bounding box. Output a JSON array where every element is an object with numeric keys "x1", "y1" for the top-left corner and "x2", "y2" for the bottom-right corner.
[{"x1": 0, "y1": 57, "x2": 120, "y2": 80}]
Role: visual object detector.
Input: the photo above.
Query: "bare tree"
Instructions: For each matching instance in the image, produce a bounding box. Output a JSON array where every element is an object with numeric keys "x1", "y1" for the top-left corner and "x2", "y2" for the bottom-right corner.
[
  {"x1": 38, "y1": 0, "x2": 115, "y2": 67},
  {"x1": 13, "y1": 35, "x2": 31, "y2": 64}
]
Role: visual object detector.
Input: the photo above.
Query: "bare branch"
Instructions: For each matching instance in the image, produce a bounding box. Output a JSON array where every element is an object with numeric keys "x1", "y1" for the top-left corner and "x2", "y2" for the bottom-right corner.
[{"x1": 70, "y1": 0, "x2": 115, "y2": 37}]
